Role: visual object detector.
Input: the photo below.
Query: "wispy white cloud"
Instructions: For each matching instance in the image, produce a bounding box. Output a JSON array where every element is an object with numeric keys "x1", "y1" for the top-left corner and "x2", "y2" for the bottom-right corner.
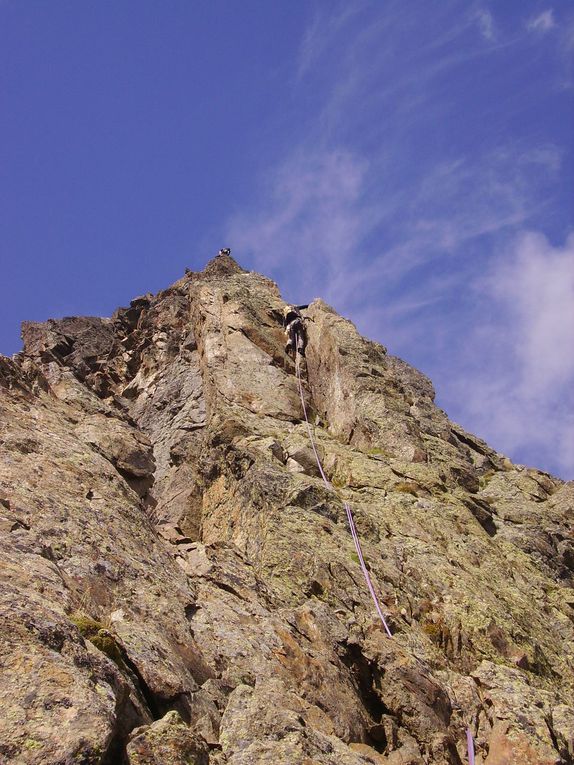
[
  {"x1": 297, "y1": 3, "x2": 366, "y2": 79},
  {"x1": 287, "y1": 1, "x2": 512, "y2": 154},
  {"x1": 227, "y1": 149, "x2": 374, "y2": 304},
  {"x1": 475, "y1": 8, "x2": 497, "y2": 41},
  {"x1": 228, "y1": 141, "x2": 560, "y2": 317},
  {"x1": 527, "y1": 10, "x2": 556, "y2": 33},
  {"x1": 489, "y1": 231, "x2": 574, "y2": 394},
  {"x1": 448, "y1": 231, "x2": 574, "y2": 474}
]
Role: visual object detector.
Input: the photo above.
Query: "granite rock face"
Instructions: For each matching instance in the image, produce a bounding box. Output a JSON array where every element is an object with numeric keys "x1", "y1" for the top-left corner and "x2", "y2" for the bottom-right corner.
[{"x1": 1, "y1": 253, "x2": 572, "y2": 764}]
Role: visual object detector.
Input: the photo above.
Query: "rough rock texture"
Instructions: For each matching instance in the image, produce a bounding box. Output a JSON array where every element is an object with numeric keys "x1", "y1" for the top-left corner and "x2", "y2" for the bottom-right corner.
[
  {"x1": 1, "y1": 252, "x2": 573, "y2": 764},
  {"x1": 127, "y1": 711, "x2": 208, "y2": 765}
]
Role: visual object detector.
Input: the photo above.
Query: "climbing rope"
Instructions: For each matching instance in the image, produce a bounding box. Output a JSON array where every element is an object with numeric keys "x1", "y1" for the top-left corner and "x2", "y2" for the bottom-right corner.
[
  {"x1": 294, "y1": 354, "x2": 392, "y2": 638},
  {"x1": 294, "y1": 349, "x2": 476, "y2": 763},
  {"x1": 466, "y1": 728, "x2": 475, "y2": 765}
]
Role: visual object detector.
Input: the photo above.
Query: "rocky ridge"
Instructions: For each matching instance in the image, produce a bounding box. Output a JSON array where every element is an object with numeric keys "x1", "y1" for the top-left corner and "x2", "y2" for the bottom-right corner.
[{"x1": 0, "y1": 253, "x2": 573, "y2": 764}]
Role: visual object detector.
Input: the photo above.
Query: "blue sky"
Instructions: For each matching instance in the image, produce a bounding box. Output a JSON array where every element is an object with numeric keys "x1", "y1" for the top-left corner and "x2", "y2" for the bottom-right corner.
[{"x1": 1, "y1": 1, "x2": 573, "y2": 478}]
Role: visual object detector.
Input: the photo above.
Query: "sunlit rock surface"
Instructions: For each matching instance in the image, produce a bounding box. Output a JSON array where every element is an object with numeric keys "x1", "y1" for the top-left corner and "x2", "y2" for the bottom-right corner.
[{"x1": 1, "y1": 253, "x2": 572, "y2": 764}]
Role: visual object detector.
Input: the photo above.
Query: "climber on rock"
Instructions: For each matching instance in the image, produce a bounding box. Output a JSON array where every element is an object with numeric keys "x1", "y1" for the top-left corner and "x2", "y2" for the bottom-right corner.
[
  {"x1": 218, "y1": 247, "x2": 231, "y2": 257},
  {"x1": 283, "y1": 304, "x2": 309, "y2": 357}
]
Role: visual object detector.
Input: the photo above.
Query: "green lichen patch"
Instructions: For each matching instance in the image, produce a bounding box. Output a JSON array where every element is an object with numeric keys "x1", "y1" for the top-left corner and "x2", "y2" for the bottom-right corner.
[
  {"x1": 349, "y1": 552, "x2": 371, "y2": 570},
  {"x1": 23, "y1": 738, "x2": 44, "y2": 751},
  {"x1": 365, "y1": 446, "x2": 391, "y2": 459},
  {"x1": 69, "y1": 613, "x2": 103, "y2": 640},
  {"x1": 69, "y1": 612, "x2": 126, "y2": 670}
]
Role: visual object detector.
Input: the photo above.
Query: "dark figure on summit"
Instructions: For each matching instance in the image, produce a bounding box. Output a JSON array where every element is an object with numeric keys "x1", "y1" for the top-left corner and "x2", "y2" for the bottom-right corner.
[
  {"x1": 283, "y1": 304, "x2": 309, "y2": 357},
  {"x1": 218, "y1": 247, "x2": 231, "y2": 257}
]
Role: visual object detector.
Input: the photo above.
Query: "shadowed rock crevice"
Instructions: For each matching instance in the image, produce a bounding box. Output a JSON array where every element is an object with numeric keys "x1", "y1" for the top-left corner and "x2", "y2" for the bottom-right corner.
[
  {"x1": 460, "y1": 495, "x2": 498, "y2": 537},
  {"x1": 339, "y1": 641, "x2": 390, "y2": 753}
]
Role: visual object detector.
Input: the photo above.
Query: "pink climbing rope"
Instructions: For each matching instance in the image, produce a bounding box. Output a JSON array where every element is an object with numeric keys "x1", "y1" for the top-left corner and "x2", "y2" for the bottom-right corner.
[
  {"x1": 294, "y1": 355, "x2": 392, "y2": 638},
  {"x1": 294, "y1": 353, "x2": 475, "y2": 763},
  {"x1": 466, "y1": 728, "x2": 475, "y2": 765}
]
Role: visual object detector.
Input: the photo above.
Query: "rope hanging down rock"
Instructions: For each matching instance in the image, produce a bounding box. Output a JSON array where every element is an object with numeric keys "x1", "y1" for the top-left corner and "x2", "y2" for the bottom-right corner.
[
  {"x1": 466, "y1": 728, "x2": 475, "y2": 765},
  {"x1": 294, "y1": 355, "x2": 393, "y2": 638},
  {"x1": 294, "y1": 349, "x2": 476, "y2": 763}
]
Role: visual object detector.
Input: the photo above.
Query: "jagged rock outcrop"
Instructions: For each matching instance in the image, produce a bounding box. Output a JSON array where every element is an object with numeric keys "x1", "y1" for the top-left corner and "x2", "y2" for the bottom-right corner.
[{"x1": 1, "y1": 253, "x2": 573, "y2": 764}]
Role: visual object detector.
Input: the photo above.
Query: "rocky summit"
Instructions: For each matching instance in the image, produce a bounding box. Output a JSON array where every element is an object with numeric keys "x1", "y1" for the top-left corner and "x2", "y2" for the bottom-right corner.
[{"x1": 1, "y1": 253, "x2": 573, "y2": 765}]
